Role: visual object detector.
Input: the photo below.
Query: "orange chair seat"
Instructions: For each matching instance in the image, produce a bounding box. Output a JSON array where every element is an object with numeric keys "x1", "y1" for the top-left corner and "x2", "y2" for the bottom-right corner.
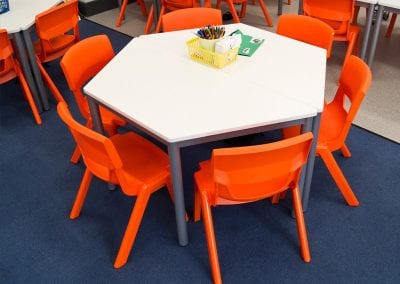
[{"x1": 34, "y1": 34, "x2": 77, "y2": 63}]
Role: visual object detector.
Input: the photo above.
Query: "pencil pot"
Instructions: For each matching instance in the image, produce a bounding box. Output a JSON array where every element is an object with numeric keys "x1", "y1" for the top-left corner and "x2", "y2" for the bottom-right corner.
[
  {"x1": 0, "y1": 0, "x2": 9, "y2": 14},
  {"x1": 199, "y1": 38, "x2": 220, "y2": 52}
]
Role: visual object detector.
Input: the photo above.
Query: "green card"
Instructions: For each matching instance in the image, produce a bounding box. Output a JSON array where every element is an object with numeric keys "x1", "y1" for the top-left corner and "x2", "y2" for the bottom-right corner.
[{"x1": 230, "y1": 30, "x2": 264, "y2": 57}]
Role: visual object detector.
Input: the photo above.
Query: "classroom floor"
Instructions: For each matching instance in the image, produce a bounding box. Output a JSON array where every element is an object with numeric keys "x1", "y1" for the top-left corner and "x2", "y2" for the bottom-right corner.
[{"x1": 88, "y1": 0, "x2": 400, "y2": 143}]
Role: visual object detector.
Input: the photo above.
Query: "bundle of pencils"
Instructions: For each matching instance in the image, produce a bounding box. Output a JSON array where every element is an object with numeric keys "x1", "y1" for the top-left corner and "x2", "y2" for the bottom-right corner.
[{"x1": 196, "y1": 25, "x2": 225, "y2": 40}]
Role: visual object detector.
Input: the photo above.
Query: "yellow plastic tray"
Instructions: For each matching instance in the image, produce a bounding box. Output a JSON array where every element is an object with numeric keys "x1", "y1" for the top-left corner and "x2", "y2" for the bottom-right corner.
[{"x1": 186, "y1": 37, "x2": 239, "y2": 68}]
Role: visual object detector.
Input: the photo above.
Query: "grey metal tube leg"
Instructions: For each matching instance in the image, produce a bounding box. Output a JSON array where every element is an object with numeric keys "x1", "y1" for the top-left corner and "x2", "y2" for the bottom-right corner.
[
  {"x1": 87, "y1": 97, "x2": 105, "y2": 134},
  {"x1": 301, "y1": 113, "x2": 321, "y2": 212},
  {"x1": 12, "y1": 32, "x2": 43, "y2": 113},
  {"x1": 298, "y1": 0, "x2": 303, "y2": 14},
  {"x1": 167, "y1": 144, "x2": 189, "y2": 246},
  {"x1": 22, "y1": 29, "x2": 50, "y2": 110},
  {"x1": 360, "y1": 3, "x2": 375, "y2": 61},
  {"x1": 366, "y1": 5, "x2": 384, "y2": 66},
  {"x1": 278, "y1": 0, "x2": 283, "y2": 16}
]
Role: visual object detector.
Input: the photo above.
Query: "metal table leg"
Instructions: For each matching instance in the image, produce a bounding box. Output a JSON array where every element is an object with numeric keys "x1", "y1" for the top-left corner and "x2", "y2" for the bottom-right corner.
[
  {"x1": 301, "y1": 113, "x2": 321, "y2": 211},
  {"x1": 12, "y1": 32, "x2": 43, "y2": 113},
  {"x1": 167, "y1": 143, "x2": 189, "y2": 246},
  {"x1": 278, "y1": 0, "x2": 283, "y2": 15},
  {"x1": 298, "y1": 0, "x2": 303, "y2": 14},
  {"x1": 22, "y1": 29, "x2": 50, "y2": 110},
  {"x1": 360, "y1": 3, "x2": 375, "y2": 61},
  {"x1": 366, "y1": 5, "x2": 384, "y2": 66}
]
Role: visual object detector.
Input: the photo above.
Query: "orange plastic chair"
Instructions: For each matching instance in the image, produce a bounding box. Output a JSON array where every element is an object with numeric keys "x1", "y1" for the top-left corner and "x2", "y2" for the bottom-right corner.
[
  {"x1": 193, "y1": 133, "x2": 314, "y2": 284},
  {"x1": 276, "y1": 14, "x2": 334, "y2": 58},
  {"x1": 116, "y1": 0, "x2": 148, "y2": 27},
  {"x1": 316, "y1": 55, "x2": 372, "y2": 206},
  {"x1": 283, "y1": 56, "x2": 371, "y2": 206},
  {"x1": 57, "y1": 101, "x2": 173, "y2": 268},
  {"x1": 60, "y1": 35, "x2": 127, "y2": 164},
  {"x1": 216, "y1": 0, "x2": 273, "y2": 27},
  {"x1": 0, "y1": 29, "x2": 42, "y2": 125},
  {"x1": 385, "y1": 13, "x2": 397, "y2": 38},
  {"x1": 144, "y1": 0, "x2": 212, "y2": 34},
  {"x1": 303, "y1": 0, "x2": 360, "y2": 63},
  {"x1": 34, "y1": 0, "x2": 80, "y2": 104},
  {"x1": 161, "y1": 8, "x2": 223, "y2": 32}
]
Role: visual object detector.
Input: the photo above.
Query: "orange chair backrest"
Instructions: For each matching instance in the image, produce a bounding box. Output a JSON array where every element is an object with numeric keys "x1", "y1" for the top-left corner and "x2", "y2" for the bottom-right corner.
[
  {"x1": 209, "y1": 133, "x2": 313, "y2": 204},
  {"x1": 319, "y1": 55, "x2": 372, "y2": 150},
  {"x1": 162, "y1": 8, "x2": 223, "y2": 32},
  {"x1": 57, "y1": 102, "x2": 122, "y2": 182},
  {"x1": 303, "y1": 0, "x2": 354, "y2": 36},
  {"x1": 162, "y1": 0, "x2": 211, "y2": 11},
  {"x1": 0, "y1": 29, "x2": 17, "y2": 82},
  {"x1": 276, "y1": 15, "x2": 334, "y2": 58},
  {"x1": 35, "y1": 0, "x2": 79, "y2": 60},
  {"x1": 60, "y1": 35, "x2": 115, "y2": 120}
]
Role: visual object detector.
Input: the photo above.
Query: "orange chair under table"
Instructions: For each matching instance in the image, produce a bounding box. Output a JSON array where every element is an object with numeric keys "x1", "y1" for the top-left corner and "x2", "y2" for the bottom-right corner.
[
  {"x1": 216, "y1": 0, "x2": 273, "y2": 27},
  {"x1": 116, "y1": 0, "x2": 149, "y2": 27},
  {"x1": 385, "y1": 13, "x2": 397, "y2": 37},
  {"x1": 193, "y1": 133, "x2": 314, "y2": 284},
  {"x1": 283, "y1": 55, "x2": 372, "y2": 207},
  {"x1": 144, "y1": 0, "x2": 212, "y2": 34},
  {"x1": 57, "y1": 101, "x2": 174, "y2": 268},
  {"x1": 276, "y1": 14, "x2": 334, "y2": 58},
  {"x1": 0, "y1": 29, "x2": 42, "y2": 125},
  {"x1": 303, "y1": 0, "x2": 360, "y2": 63},
  {"x1": 161, "y1": 8, "x2": 223, "y2": 32},
  {"x1": 34, "y1": 0, "x2": 80, "y2": 104},
  {"x1": 60, "y1": 35, "x2": 127, "y2": 164}
]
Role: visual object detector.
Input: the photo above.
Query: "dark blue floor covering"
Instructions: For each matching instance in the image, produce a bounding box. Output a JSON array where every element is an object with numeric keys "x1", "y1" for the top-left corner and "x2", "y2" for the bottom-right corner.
[{"x1": 1, "y1": 19, "x2": 400, "y2": 283}]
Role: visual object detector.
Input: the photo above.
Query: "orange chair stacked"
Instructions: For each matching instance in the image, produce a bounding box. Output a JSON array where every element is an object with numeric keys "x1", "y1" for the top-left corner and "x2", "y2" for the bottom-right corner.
[
  {"x1": 193, "y1": 133, "x2": 314, "y2": 284},
  {"x1": 161, "y1": 8, "x2": 223, "y2": 32},
  {"x1": 303, "y1": 0, "x2": 360, "y2": 63},
  {"x1": 0, "y1": 29, "x2": 42, "y2": 125},
  {"x1": 116, "y1": 0, "x2": 149, "y2": 27},
  {"x1": 34, "y1": 0, "x2": 80, "y2": 104},
  {"x1": 60, "y1": 35, "x2": 127, "y2": 164},
  {"x1": 316, "y1": 55, "x2": 372, "y2": 206},
  {"x1": 144, "y1": 0, "x2": 212, "y2": 34},
  {"x1": 216, "y1": 0, "x2": 273, "y2": 27},
  {"x1": 276, "y1": 14, "x2": 334, "y2": 58},
  {"x1": 57, "y1": 101, "x2": 173, "y2": 268}
]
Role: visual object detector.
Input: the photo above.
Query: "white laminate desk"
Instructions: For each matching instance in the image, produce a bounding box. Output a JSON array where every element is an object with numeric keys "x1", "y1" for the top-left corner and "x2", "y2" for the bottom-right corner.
[
  {"x1": 0, "y1": 0, "x2": 61, "y2": 111},
  {"x1": 84, "y1": 23, "x2": 326, "y2": 246},
  {"x1": 367, "y1": 0, "x2": 400, "y2": 66}
]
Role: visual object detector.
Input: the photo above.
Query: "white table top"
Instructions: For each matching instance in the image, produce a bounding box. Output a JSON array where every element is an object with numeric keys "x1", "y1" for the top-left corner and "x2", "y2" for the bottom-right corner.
[
  {"x1": 0, "y1": 0, "x2": 61, "y2": 33},
  {"x1": 84, "y1": 24, "x2": 325, "y2": 143},
  {"x1": 137, "y1": 24, "x2": 327, "y2": 112},
  {"x1": 378, "y1": 0, "x2": 400, "y2": 9}
]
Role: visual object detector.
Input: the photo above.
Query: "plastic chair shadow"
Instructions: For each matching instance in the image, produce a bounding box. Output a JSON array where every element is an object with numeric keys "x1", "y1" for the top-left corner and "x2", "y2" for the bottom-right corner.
[
  {"x1": 161, "y1": 8, "x2": 222, "y2": 32},
  {"x1": 303, "y1": 0, "x2": 359, "y2": 64},
  {"x1": 57, "y1": 101, "x2": 174, "y2": 268},
  {"x1": 0, "y1": 29, "x2": 42, "y2": 125},
  {"x1": 283, "y1": 55, "x2": 372, "y2": 206},
  {"x1": 193, "y1": 133, "x2": 314, "y2": 284},
  {"x1": 276, "y1": 14, "x2": 334, "y2": 58},
  {"x1": 34, "y1": 0, "x2": 80, "y2": 104}
]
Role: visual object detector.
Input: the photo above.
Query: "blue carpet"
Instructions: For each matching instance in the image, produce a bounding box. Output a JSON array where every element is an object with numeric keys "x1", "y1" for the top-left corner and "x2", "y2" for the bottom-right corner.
[{"x1": 1, "y1": 19, "x2": 399, "y2": 283}]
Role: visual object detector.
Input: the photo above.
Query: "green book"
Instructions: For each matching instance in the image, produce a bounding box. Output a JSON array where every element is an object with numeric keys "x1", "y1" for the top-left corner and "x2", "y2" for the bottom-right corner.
[{"x1": 230, "y1": 30, "x2": 265, "y2": 57}]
